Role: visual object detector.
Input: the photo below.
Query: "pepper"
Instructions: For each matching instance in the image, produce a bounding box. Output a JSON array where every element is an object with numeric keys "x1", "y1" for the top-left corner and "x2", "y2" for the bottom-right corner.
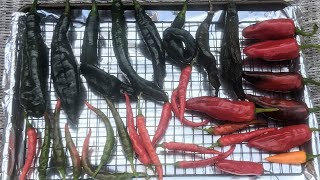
[
  {"x1": 158, "y1": 142, "x2": 221, "y2": 154},
  {"x1": 171, "y1": 0, "x2": 188, "y2": 29},
  {"x1": 248, "y1": 124, "x2": 316, "y2": 152},
  {"x1": 195, "y1": 0, "x2": 220, "y2": 96},
  {"x1": 216, "y1": 160, "x2": 263, "y2": 176},
  {"x1": 51, "y1": 0, "x2": 84, "y2": 123},
  {"x1": 186, "y1": 96, "x2": 278, "y2": 122},
  {"x1": 80, "y1": 63, "x2": 136, "y2": 100},
  {"x1": 242, "y1": 71, "x2": 320, "y2": 92},
  {"x1": 133, "y1": 0, "x2": 166, "y2": 88},
  {"x1": 265, "y1": 151, "x2": 320, "y2": 164},
  {"x1": 246, "y1": 94, "x2": 320, "y2": 123},
  {"x1": 112, "y1": 0, "x2": 168, "y2": 102},
  {"x1": 242, "y1": 18, "x2": 318, "y2": 40},
  {"x1": 80, "y1": 0, "x2": 100, "y2": 66},
  {"x1": 64, "y1": 124, "x2": 82, "y2": 180},
  {"x1": 38, "y1": 113, "x2": 51, "y2": 180},
  {"x1": 105, "y1": 97, "x2": 137, "y2": 177},
  {"x1": 220, "y1": 3, "x2": 245, "y2": 100},
  {"x1": 20, "y1": 0, "x2": 48, "y2": 118},
  {"x1": 52, "y1": 100, "x2": 66, "y2": 180},
  {"x1": 84, "y1": 101, "x2": 115, "y2": 177}
]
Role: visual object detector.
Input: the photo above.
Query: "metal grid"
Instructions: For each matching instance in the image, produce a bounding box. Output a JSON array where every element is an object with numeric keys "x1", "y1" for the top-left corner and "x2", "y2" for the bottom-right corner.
[{"x1": 19, "y1": 8, "x2": 305, "y2": 179}]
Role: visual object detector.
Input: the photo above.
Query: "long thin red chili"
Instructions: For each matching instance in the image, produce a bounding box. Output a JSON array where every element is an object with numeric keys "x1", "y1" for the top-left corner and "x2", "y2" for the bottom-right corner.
[
  {"x1": 175, "y1": 144, "x2": 236, "y2": 168},
  {"x1": 20, "y1": 117, "x2": 37, "y2": 180},
  {"x1": 171, "y1": 89, "x2": 209, "y2": 127},
  {"x1": 136, "y1": 96, "x2": 163, "y2": 180},
  {"x1": 159, "y1": 142, "x2": 221, "y2": 154},
  {"x1": 178, "y1": 65, "x2": 192, "y2": 120},
  {"x1": 124, "y1": 92, "x2": 151, "y2": 165},
  {"x1": 151, "y1": 102, "x2": 172, "y2": 146}
]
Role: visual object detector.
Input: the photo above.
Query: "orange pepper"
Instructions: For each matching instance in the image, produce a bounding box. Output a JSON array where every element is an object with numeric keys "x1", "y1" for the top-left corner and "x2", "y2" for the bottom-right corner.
[{"x1": 265, "y1": 151, "x2": 320, "y2": 164}]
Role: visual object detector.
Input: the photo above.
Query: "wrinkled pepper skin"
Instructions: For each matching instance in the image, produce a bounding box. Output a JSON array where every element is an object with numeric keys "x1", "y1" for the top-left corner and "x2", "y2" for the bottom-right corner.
[
  {"x1": 246, "y1": 94, "x2": 309, "y2": 123},
  {"x1": 242, "y1": 71, "x2": 303, "y2": 92},
  {"x1": 196, "y1": 11, "x2": 220, "y2": 96},
  {"x1": 186, "y1": 96, "x2": 256, "y2": 122},
  {"x1": 243, "y1": 38, "x2": 300, "y2": 61},
  {"x1": 242, "y1": 19, "x2": 296, "y2": 40},
  {"x1": 133, "y1": 0, "x2": 166, "y2": 88},
  {"x1": 51, "y1": 5, "x2": 84, "y2": 123},
  {"x1": 112, "y1": 0, "x2": 168, "y2": 102},
  {"x1": 20, "y1": 9, "x2": 48, "y2": 118},
  {"x1": 248, "y1": 124, "x2": 312, "y2": 152},
  {"x1": 80, "y1": 64, "x2": 136, "y2": 100},
  {"x1": 220, "y1": 3, "x2": 245, "y2": 100}
]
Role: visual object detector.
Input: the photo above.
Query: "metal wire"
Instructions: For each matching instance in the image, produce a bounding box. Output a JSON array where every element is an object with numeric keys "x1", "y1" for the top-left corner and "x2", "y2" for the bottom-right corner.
[{"x1": 21, "y1": 9, "x2": 303, "y2": 179}]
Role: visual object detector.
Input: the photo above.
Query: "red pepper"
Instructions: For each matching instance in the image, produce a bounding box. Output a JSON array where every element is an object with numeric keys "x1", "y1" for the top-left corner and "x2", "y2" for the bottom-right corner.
[
  {"x1": 243, "y1": 38, "x2": 299, "y2": 61},
  {"x1": 177, "y1": 65, "x2": 192, "y2": 120},
  {"x1": 20, "y1": 118, "x2": 37, "y2": 180},
  {"x1": 212, "y1": 128, "x2": 277, "y2": 147},
  {"x1": 243, "y1": 71, "x2": 303, "y2": 92},
  {"x1": 159, "y1": 142, "x2": 221, "y2": 154},
  {"x1": 216, "y1": 160, "x2": 263, "y2": 176},
  {"x1": 242, "y1": 19, "x2": 318, "y2": 40},
  {"x1": 186, "y1": 96, "x2": 278, "y2": 122},
  {"x1": 246, "y1": 94, "x2": 320, "y2": 123},
  {"x1": 151, "y1": 102, "x2": 172, "y2": 146},
  {"x1": 248, "y1": 124, "x2": 314, "y2": 152}
]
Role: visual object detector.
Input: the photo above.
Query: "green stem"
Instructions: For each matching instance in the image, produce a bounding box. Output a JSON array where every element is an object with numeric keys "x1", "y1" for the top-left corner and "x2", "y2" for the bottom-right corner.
[
  {"x1": 310, "y1": 128, "x2": 320, "y2": 132},
  {"x1": 180, "y1": 0, "x2": 188, "y2": 16},
  {"x1": 133, "y1": 0, "x2": 140, "y2": 9},
  {"x1": 255, "y1": 108, "x2": 279, "y2": 114},
  {"x1": 207, "y1": 142, "x2": 220, "y2": 148},
  {"x1": 299, "y1": 44, "x2": 320, "y2": 49},
  {"x1": 303, "y1": 78, "x2": 320, "y2": 86},
  {"x1": 25, "y1": 113, "x2": 33, "y2": 130},
  {"x1": 295, "y1": 24, "x2": 319, "y2": 37},
  {"x1": 208, "y1": 0, "x2": 213, "y2": 12},
  {"x1": 30, "y1": 0, "x2": 38, "y2": 13},
  {"x1": 308, "y1": 107, "x2": 320, "y2": 113},
  {"x1": 307, "y1": 154, "x2": 320, "y2": 161},
  {"x1": 137, "y1": 93, "x2": 143, "y2": 115},
  {"x1": 90, "y1": 0, "x2": 98, "y2": 16},
  {"x1": 64, "y1": 0, "x2": 70, "y2": 16}
]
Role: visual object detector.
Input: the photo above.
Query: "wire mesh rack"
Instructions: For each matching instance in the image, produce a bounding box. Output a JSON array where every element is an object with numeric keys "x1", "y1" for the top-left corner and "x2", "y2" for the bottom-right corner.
[{"x1": 13, "y1": 5, "x2": 308, "y2": 180}]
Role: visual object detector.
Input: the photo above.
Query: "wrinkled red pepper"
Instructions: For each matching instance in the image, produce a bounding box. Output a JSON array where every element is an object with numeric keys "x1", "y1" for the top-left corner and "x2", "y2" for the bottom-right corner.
[
  {"x1": 248, "y1": 124, "x2": 314, "y2": 152},
  {"x1": 242, "y1": 19, "x2": 318, "y2": 40},
  {"x1": 246, "y1": 94, "x2": 315, "y2": 123},
  {"x1": 216, "y1": 160, "x2": 264, "y2": 176},
  {"x1": 243, "y1": 38, "x2": 299, "y2": 61},
  {"x1": 185, "y1": 96, "x2": 278, "y2": 122},
  {"x1": 242, "y1": 71, "x2": 303, "y2": 92}
]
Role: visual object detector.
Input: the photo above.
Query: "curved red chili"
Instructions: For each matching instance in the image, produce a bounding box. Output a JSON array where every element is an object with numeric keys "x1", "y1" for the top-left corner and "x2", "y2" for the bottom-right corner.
[
  {"x1": 178, "y1": 65, "x2": 192, "y2": 120},
  {"x1": 151, "y1": 102, "x2": 172, "y2": 146},
  {"x1": 159, "y1": 142, "x2": 221, "y2": 154}
]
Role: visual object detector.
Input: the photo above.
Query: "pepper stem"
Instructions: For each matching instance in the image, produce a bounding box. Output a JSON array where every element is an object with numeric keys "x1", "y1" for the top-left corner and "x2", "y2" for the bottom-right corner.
[
  {"x1": 310, "y1": 128, "x2": 320, "y2": 132},
  {"x1": 295, "y1": 24, "x2": 319, "y2": 37},
  {"x1": 308, "y1": 106, "x2": 320, "y2": 113},
  {"x1": 299, "y1": 44, "x2": 320, "y2": 49},
  {"x1": 90, "y1": 0, "x2": 98, "y2": 16},
  {"x1": 24, "y1": 113, "x2": 33, "y2": 130},
  {"x1": 64, "y1": 0, "x2": 70, "y2": 16},
  {"x1": 30, "y1": 0, "x2": 38, "y2": 13},
  {"x1": 303, "y1": 78, "x2": 320, "y2": 86},
  {"x1": 207, "y1": 142, "x2": 220, "y2": 148},
  {"x1": 208, "y1": 0, "x2": 213, "y2": 12},
  {"x1": 137, "y1": 93, "x2": 143, "y2": 115},
  {"x1": 180, "y1": 0, "x2": 188, "y2": 17},
  {"x1": 255, "y1": 108, "x2": 279, "y2": 114},
  {"x1": 307, "y1": 153, "x2": 320, "y2": 161}
]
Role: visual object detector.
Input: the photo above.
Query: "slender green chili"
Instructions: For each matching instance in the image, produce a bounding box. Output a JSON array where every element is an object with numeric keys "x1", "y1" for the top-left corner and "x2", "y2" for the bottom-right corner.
[
  {"x1": 171, "y1": 0, "x2": 188, "y2": 28},
  {"x1": 84, "y1": 101, "x2": 116, "y2": 177},
  {"x1": 105, "y1": 97, "x2": 137, "y2": 177},
  {"x1": 52, "y1": 100, "x2": 66, "y2": 180},
  {"x1": 38, "y1": 112, "x2": 51, "y2": 180}
]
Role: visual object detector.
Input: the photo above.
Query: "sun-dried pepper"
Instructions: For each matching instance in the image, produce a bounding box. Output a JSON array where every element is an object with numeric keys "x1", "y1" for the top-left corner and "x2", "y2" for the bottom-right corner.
[{"x1": 38, "y1": 113, "x2": 51, "y2": 180}]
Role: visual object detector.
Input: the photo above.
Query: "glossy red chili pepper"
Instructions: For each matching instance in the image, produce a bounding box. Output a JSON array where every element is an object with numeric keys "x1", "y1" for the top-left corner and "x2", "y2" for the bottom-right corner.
[
  {"x1": 212, "y1": 128, "x2": 277, "y2": 147},
  {"x1": 246, "y1": 94, "x2": 320, "y2": 123},
  {"x1": 243, "y1": 38, "x2": 299, "y2": 61},
  {"x1": 186, "y1": 96, "x2": 278, "y2": 122},
  {"x1": 216, "y1": 160, "x2": 263, "y2": 176},
  {"x1": 178, "y1": 65, "x2": 192, "y2": 120},
  {"x1": 151, "y1": 102, "x2": 172, "y2": 146},
  {"x1": 248, "y1": 124, "x2": 314, "y2": 152},
  {"x1": 243, "y1": 71, "x2": 304, "y2": 92},
  {"x1": 159, "y1": 142, "x2": 221, "y2": 154},
  {"x1": 242, "y1": 19, "x2": 318, "y2": 40}
]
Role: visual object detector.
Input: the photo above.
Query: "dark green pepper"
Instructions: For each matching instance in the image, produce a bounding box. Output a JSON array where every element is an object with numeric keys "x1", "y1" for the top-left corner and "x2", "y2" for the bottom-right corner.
[
  {"x1": 38, "y1": 112, "x2": 51, "y2": 180},
  {"x1": 133, "y1": 0, "x2": 166, "y2": 89},
  {"x1": 80, "y1": 0, "x2": 100, "y2": 66},
  {"x1": 112, "y1": 0, "x2": 168, "y2": 102},
  {"x1": 220, "y1": 3, "x2": 245, "y2": 100},
  {"x1": 195, "y1": 2, "x2": 220, "y2": 96},
  {"x1": 80, "y1": 63, "x2": 136, "y2": 100},
  {"x1": 171, "y1": 0, "x2": 188, "y2": 29},
  {"x1": 20, "y1": 0, "x2": 48, "y2": 118},
  {"x1": 51, "y1": 0, "x2": 84, "y2": 123}
]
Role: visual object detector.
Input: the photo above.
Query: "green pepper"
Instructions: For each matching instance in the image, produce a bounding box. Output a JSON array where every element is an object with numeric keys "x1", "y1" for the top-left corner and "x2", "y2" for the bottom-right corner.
[
  {"x1": 111, "y1": 0, "x2": 168, "y2": 102},
  {"x1": 195, "y1": 0, "x2": 220, "y2": 96},
  {"x1": 51, "y1": 0, "x2": 84, "y2": 123},
  {"x1": 38, "y1": 113, "x2": 51, "y2": 180},
  {"x1": 80, "y1": 0, "x2": 100, "y2": 66},
  {"x1": 171, "y1": 0, "x2": 188, "y2": 28},
  {"x1": 84, "y1": 101, "x2": 115, "y2": 177},
  {"x1": 20, "y1": 0, "x2": 48, "y2": 118}
]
